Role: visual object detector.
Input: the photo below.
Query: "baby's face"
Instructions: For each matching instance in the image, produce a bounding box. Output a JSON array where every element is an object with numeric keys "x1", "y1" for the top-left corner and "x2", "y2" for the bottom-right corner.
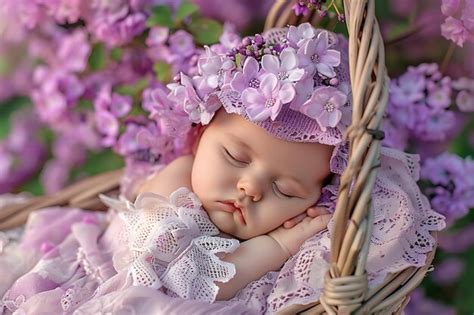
[{"x1": 191, "y1": 109, "x2": 333, "y2": 240}]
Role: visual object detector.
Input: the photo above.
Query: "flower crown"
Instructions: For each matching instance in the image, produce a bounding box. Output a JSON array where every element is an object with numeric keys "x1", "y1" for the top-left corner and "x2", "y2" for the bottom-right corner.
[{"x1": 167, "y1": 23, "x2": 351, "y2": 133}]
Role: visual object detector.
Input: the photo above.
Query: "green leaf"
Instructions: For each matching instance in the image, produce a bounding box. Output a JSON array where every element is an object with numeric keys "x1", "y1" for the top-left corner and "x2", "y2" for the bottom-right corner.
[
  {"x1": 153, "y1": 61, "x2": 172, "y2": 83},
  {"x1": 147, "y1": 5, "x2": 175, "y2": 28},
  {"x1": 189, "y1": 18, "x2": 223, "y2": 45},
  {"x1": 115, "y1": 78, "x2": 149, "y2": 96},
  {"x1": 235, "y1": 53, "x2": 243, "y2": 70},
  {"x1": 110, "y1": 47, "x2": 123, "y2": 61},
  {"x1": 176, "y1": 1, "x2": 199, "y2": 22},
  {"x1": 89, "y1": 43, "x2": 106, "y2": 71}
]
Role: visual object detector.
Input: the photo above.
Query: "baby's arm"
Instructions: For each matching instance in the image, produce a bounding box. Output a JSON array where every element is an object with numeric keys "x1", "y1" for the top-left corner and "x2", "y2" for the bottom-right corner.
[{"x1": 216, "y1": 214, "x2": 331, "y2": 300}]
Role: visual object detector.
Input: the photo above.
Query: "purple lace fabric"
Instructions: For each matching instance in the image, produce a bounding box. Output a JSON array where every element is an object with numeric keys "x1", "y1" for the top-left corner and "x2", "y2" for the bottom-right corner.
[{"x1": 0, "y1": 148, "x2": 445, "y2": 314}]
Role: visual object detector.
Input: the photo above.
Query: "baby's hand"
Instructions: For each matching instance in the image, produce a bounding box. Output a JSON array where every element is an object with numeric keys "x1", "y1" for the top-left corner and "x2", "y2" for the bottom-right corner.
[
  {"x1": 282, "y1": 206, "x2": 330, "y2": 229},
  {"x1": 268, "y1": 214, "x2": 331, "y2": 257}
]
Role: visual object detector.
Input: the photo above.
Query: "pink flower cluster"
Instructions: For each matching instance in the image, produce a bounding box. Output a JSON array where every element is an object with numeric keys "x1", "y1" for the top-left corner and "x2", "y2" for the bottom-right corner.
[
  {"x1": 441, "y1": 0, "x2": 474, "y2": 47},
  {"x1": 166, "y1": 23, "x2": 349, "y2": 133}
]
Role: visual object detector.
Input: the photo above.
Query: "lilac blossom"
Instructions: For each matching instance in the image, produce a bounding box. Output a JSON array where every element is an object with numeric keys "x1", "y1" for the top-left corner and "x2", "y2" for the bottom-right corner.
[
  {"x1": 299, "y1": 86, "x2": 346, "y2": 131},
  {"x1": 146, "y1": 26, "x2": 169, "y2": 46},
  {"x1": 56, "y1": 30, "x2": 91, "y2": 73},
  {"x1": 452, "y1": 77, "x2": 474, "y2": 112},
  {"x1": 241, "y1": 73, "x2": 295, "y2": 121},
  {"x1": 288, "y1": 77, "x2": 314, "y2": 111},
  {"x1": 441, "y1": 0, "x2": 474, "y2": 47},
  {"x1": 261, "y1": 48, "x2": 304, "y2": 83},
  {"x1": 421, "y1": 153, "x2": 474, "y2": 223},
  {"x1": 171, "y1": 73, "x2": 222, "y2": 124},
  {"x1": 40, "y1": 159, "x2": 70, "y2": 194},
  {"x1": 389, "y1": 70, "x2": 425, "y2": 107},
  {"x1": 431, "y1": 257, "x2": 464, "y2": 285},
  {"x1": 169, "y1": 30, "x2": 196, "y2": 58},
  {"x1": 405, "y1": 288, "x2": 455, "y2": 315},
  {"x1": 298, "y1": 31, "x2": 341, "y2": 78},
  {"x1": 230, "y1": 57, "x2": 262, "y2": 93},
  {"x1": 198, "y1": 46, "x2": 235, "y2": 90},
  {"x1": 287, "y1": 23, "x2": 316, "y2": 48}
]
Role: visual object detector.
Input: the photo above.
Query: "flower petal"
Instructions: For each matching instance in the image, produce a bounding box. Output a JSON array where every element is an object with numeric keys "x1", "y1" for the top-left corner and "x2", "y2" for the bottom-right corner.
[
  {"x1": 230, "y1": 72, "x2": 249, "y2": 92},
  {"x1": 278, "y1": 83, "x2": 296, "y2": 104},
  {"x1": 243, "y1": 57, "x2": 259, "y2": 77},
  {"x1": 262, "y1": 55, "x2": 280, "y2": 74},
  {"x1": 280, "y1": 48, "x2": 297, "y2": 71},
  {"x1": 260, "y1": 73, "x2": 278, "y2": 98},
  {"x1": 242, "y1": 88, "x2": 265, "y2": 106},
  {"x1": 321, "y1": 50, "x2": 341, "y2": 67},
  {"x1": 246, "y1": 104, "x2": 271, "y2": 121}
]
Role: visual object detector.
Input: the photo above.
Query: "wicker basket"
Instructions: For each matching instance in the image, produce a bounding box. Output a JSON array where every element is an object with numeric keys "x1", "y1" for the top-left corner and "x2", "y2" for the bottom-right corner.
[
  {"x1": 0, "y1": 1, "x2": 437, "y2": 314},
  {"x1": 265, "y1": 1, "x2": 437, "y2": 314}
]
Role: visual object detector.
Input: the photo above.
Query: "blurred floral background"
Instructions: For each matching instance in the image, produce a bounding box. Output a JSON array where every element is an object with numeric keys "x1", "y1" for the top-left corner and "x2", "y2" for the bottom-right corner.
[{"x1": 0, "y1": 0, "x2": 473, "y2": 313}]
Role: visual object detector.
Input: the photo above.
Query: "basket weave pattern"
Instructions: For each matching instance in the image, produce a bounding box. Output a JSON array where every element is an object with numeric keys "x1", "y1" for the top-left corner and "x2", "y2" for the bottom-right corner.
[{"x1": 266, "y1": 1, "x2": 436, "y2": 314}]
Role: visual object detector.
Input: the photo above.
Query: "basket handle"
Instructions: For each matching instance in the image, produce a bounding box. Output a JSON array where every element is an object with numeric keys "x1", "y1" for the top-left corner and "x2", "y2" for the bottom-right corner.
[{"x1": 265, "y1": 1, "x2": 389, "y2": 313}]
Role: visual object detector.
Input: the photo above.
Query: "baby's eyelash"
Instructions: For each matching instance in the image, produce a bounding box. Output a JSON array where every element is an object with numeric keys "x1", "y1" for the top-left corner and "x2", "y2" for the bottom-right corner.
[
  {"x1": 224, "y1": 148, "x2": 247, "y2": 165},
  {"x1": 273, "y1": 182, "x2": 293, "y2": 198}
]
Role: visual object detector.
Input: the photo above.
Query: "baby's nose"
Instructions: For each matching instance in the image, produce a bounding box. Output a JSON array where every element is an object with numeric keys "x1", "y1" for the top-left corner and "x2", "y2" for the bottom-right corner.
[{"x1": 237, "y1": 177, "x2": 263, "y2": 202}]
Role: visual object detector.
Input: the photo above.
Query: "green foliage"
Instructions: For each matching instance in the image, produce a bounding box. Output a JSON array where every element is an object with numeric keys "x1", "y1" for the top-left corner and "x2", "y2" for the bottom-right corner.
[
  {"x1": 110, "y1": 47, "x2": 123, "y2": 61},
  {"x1": 115, "y1": 78, "x2": 149, "y2": 96},
  {"x1": 147, "y1": 5, "x2": 175, "y2": 28},
  {"x1": 89, "y1": 43, "x2": 106, "y2": 71},
  {"x1": 176, "y1": 1, "x2": 199, "y2": 23},
  {"x1": 0, "y1": 97, "x2": 29, "y2": 139},
  {"x1": 153, "y1": 61, "x2": 172, "y2": 82},
  {"x1": 189, "y1": 18, "x2": 223, "y2": 45}
]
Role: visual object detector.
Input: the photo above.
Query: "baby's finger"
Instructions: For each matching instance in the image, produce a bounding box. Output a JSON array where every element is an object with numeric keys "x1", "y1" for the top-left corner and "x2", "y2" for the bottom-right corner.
[
  {"x1": 306, "y1": 206, "x2": 330, "y2": 217},
  {"x1": 308, "y1": 214, "x2": 332, "y2": 232},
  {"x1": 283, "y1": 212, "x2": 307, "y2": 229}
]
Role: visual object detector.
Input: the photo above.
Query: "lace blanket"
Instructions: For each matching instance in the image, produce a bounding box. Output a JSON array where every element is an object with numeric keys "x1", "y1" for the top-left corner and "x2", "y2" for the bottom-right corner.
[{"x1": 0, "y1": 147, "x2": 445, "y2": 314}]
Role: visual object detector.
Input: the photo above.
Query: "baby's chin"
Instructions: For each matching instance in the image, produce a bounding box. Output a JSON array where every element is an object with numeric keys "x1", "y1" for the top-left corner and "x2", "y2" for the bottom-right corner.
[{"x1": 204, "y1": 209, "x2": 258, "y2": 240}]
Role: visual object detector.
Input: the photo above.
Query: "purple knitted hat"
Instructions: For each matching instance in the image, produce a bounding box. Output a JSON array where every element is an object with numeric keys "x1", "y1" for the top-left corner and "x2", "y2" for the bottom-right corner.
[{"x1": 167, "y1": 23, "x2": 352, "y2": 174}]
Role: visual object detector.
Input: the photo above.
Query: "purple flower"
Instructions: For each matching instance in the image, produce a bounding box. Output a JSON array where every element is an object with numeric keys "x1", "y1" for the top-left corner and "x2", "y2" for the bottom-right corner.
[
  {"x1": 93, "y1": 12, "x2": 146, "y2": 47},
  {"x1": 169, "y1": 30, "x2": 195, "y2": 58},
  {"x1": 176, "y1": 73, "x2": 222, "y2": 124},
  {"x1": 461, "y1": 0, "x2": 474, "y2": 30},
  {"x1": 52, "y1": 135, "x2": 86, "y2": 167},
  {"x1": 242, "y1": 73, "x2": 295, "y2": 121},
  {"x1": 456, "y1": 90, "x2": 474, "y2": 111},
  {"x1": 287, "y1": 22, "x2": 316, "y2": 48},
  {"x1": 219, "y1": 23, "x2": 241, "y2": 50},
  {"x1": 56, "y1": 30, "x2": 91, "y2": 72},
  {"x1": 432, "y1": 257, "x2": 464, "y2": 285},
  {"x1": 441, "y1": 0, "x2": 461, "y2": 16},
  {"x1": 198, "y1": 46, "x2": 235, "y2": 90},
  {"x1": 230, "y1": 57, "x2": 262, "y2": 93},
  {"x1": 298, "y1": 86, "x2": 346, "y2": 131},
  {"x1": 289, "y1": 77, "x2": 314, "y2": 111},
  {"x1": 426, "y1": 88, "x2": 451, "y2": 109},
  {"x1": 453, "y1": 77, "x2": 474, "y2": 112},
  {"x1": 298, "y1": 31, "x2": 340, "y2": 78},
  {"x1": 146, "y1": 26, "x2": 169, "y2": 46},
  {"x1": 441, "y1": 16, "x2": 470, "y2": 47},
  {"x1": 40, "y1": 160, "x2": 70, "y2": 194},
  {"x1": 95, "y1": 110, "x2": 119, "y2": 147},
  {"x1": 389, "y1": 71, "x2": 425, "y2": 107},
  {"x1": 413, "y1": 107, "x2": 455, "y2": 141},
  {"x1": 261, "y1": 48, "x2": 304, "y2": 83},
  {"x1": 405, "y1": 289, "x2": 455, "y2": 315}
]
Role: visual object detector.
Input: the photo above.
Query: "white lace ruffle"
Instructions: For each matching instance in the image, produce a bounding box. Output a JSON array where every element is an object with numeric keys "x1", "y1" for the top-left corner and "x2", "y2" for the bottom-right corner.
[{"x1": 99, "y1": 187, "x2": 239, "y2": 302}]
